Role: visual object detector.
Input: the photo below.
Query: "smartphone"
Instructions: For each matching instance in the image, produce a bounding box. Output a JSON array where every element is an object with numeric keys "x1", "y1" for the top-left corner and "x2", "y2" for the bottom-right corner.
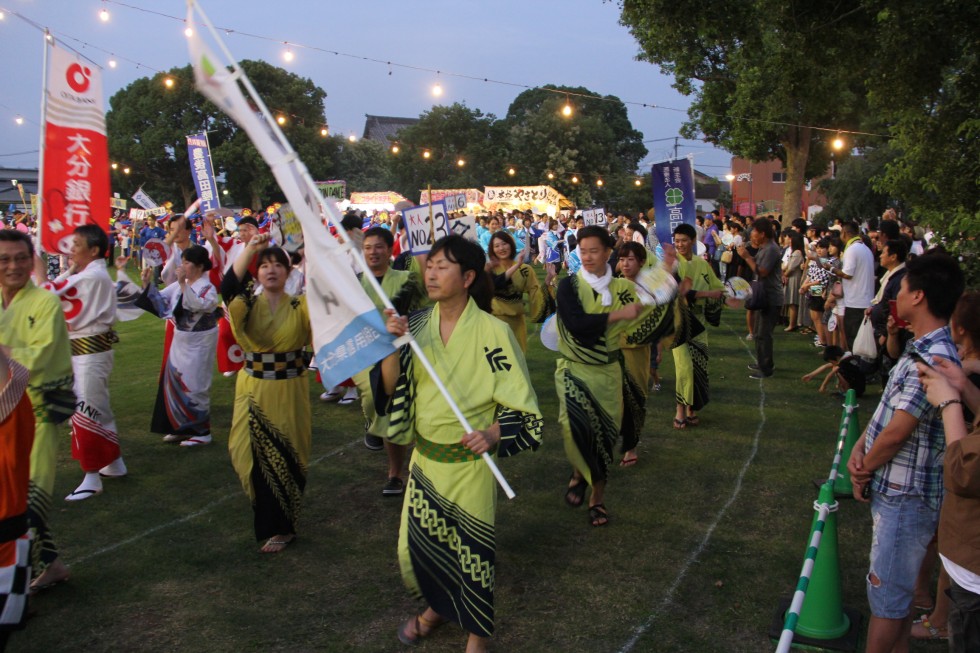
[
  {"x1": 861, "y1": 484, "x2": 871, "y2": 500},
  {"x1": 889, "y1": 299, "x2": 910, "y2": 328}
]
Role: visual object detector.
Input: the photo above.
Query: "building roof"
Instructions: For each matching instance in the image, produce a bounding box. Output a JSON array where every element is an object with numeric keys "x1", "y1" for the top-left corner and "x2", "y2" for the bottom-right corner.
[{"x1": 362, "y1": 115, "x2": 420, "y2": 147}]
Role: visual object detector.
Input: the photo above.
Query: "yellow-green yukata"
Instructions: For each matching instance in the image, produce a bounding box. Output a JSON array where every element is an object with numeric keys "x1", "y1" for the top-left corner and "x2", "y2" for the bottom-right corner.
[
  {"x1": 381, "y1": 298, "x2": 542, "y2": 637},
  {"x1": 555, "y1": 272, "x2": 685, "y2": 487},
  {"x1": 353, "y1": 268, "x2": 426, "y2": 439},
  {"x1": 0, "y1": 281, "x2": 74, "y2": 573},
  {"x1": 673, "y1": 255, "x2": 725, "y2": 411},
  {"x1": 489, "y1": 262, "x2": 555, "y2": 352},
  {"x1": 227, "y1": 291, "x2": 312, "y2": 542}
]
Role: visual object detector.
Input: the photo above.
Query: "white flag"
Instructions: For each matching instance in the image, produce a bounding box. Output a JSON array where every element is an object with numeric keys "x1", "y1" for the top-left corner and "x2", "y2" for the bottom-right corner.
[
  {"x1": 131, "y1": 186, "x2": 159, "y2": 210},
  {"x1": 187, "y1": 9, "x2": 396, "y2": 388}
]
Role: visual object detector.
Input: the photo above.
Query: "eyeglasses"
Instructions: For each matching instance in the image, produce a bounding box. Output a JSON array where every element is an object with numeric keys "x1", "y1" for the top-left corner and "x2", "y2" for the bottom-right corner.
[{"x1": 0, "y1": 254, "x2": 32, "y2": 266}]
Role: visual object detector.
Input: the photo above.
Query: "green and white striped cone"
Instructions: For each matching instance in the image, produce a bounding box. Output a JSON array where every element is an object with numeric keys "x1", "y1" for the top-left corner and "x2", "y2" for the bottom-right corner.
[{"x1": 793, "y1": 481, "x2": 850, "y2": 639}]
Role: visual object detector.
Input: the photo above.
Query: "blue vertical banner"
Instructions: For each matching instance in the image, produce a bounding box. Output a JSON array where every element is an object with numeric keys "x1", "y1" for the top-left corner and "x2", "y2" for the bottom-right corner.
[
  {"x1": 652, "y1": 158, "x2": 696, "y2": 245},
  {"x1": 186, "y1": 132, "x2": 220, "y2": 212}
]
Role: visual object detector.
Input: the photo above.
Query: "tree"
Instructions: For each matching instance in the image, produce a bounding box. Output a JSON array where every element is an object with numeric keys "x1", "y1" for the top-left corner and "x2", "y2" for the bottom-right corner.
[
  {"x1": 618, "y1": 1, "x2": 871, "y2": 220},
  {"x1": 387, "y1": 103, "x2": 505, "y2": 201},
  {"x1": 862, "y1": 0, "x2": 979, "y2": 281},
  {"x1": 106, "y1": 66, "x2": 228, "y2": 208},
  {"x1": 331, "y1": 137, "x2": 395, "y2": 193},
  {"x1": 106, "y1": 61, "x2": 331, "y2": 210},
  {"x1": 819, "y1": 148, "x2": 895, "y2": 222},
  {"x1": 503, "y1": 85, "x2": 647, "y2": 207}
]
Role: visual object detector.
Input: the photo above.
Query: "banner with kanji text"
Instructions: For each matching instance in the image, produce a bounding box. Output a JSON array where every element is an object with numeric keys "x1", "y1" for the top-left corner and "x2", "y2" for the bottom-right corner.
[
  {"x1": 186, "y1": 132, "x2": 220, "y2": 212},
  {"x1": 652, "y1": 158, "x2": 696, "y2": 245},
  {"x1": 40, "y1": 41, "x2": 110, "y2": 254}
]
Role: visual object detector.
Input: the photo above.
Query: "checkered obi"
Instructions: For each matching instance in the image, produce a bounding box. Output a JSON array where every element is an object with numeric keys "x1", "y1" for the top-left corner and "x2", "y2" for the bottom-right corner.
[
  {"x1": 415, "y1": 435, "x2": 496, "y2": 463},
  {"x1": 243, "y1": 350, "x2": 308, "y2": 380},
  {"x1": 71, "y1": 331, "x2": 118, "y2": 357}
]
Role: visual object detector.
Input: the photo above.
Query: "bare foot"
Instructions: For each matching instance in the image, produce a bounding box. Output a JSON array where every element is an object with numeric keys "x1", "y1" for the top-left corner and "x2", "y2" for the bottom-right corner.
[
  {"x1": 259, "y1": 534, "x2": 295, "y2": 553},
  {"x1": 30, "y1": 558, "x2": 70, "y2": 592}
]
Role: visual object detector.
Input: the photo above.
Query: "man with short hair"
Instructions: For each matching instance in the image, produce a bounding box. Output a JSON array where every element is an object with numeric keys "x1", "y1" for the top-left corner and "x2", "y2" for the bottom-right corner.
[
  {"x1": 836, "y1": 222, "x2": 876, "y2": 349},
  {"x1": 847, "y1": 250, "x2": 965, "y2": 653},
  {"x1": 0, "y1": 230, "x2": 73, "y2": 592},
  {"x1": 737, "y1": 219, "x2": 783, "y2": 378},
  {"x1": 161, "y1": 214, "x2": 195, "y2": 285},
  {"x1": 353, "y1": 227, "x2": 426, "y2": 495},
  {"x1": 41, "y1": 225, "x2": 126, "y2": 500}
]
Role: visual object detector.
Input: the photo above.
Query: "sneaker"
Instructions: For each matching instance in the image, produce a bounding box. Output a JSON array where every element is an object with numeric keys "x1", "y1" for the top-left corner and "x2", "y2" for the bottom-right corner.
[
  {"x1": 382, "y1": 477, "x2": 405, "y2": 496},
  {"x1": 162, "y1": 434, "x2": 186, "y2": 443},
  {"x1": 180, "y1": 434, "x2": 212, "y2": 447},
  {"x1": 745, "y1": 333, "x2": 754, "y2": 341},
  {"x1": 364, "y1": 433, "x2": 384, "y2": 451},
  {"x1": 749, "y1": 370, "x2": 773, "y2": 379},
  {"x1": 747, "y1": 363, "x2": 760, "y2": 371},
  {"x1": 99, "y1": 457, "x2": 128, "y2": 478}
]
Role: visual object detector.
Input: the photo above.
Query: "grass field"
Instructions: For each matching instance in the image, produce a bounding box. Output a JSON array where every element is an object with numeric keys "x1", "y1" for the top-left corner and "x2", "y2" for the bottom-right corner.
[{"x1": 11, "y1": 303, "x2": 945, "y2": 652}]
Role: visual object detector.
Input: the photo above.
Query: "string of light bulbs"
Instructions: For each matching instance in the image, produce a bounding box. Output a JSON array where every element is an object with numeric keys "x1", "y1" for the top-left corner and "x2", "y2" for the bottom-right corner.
[
  {"x1": 0, "y1": 6, "x2": 335, "y2": 139},
  {"x1": 98, "y1": 0, "x2": 889, "y2": 141}
]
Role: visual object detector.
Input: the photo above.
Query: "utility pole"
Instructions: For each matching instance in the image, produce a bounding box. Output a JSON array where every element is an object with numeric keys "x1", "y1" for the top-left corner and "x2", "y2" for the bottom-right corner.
[{"x1": 674, "y1": 137, "x2": 679, "y2": 160}]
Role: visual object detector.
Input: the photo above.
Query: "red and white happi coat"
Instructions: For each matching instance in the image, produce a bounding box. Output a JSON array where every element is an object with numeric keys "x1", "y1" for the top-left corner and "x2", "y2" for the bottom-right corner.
[{"x1": 42, "y1": 259, "x2": 120, "y2": 470}]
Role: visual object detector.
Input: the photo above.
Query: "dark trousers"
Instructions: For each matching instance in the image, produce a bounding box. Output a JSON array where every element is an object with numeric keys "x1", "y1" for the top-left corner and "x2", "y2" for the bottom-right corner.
[
  {"x1": 753, "y1": 303, "x2": 779, "y2": 374},
  {"x1": 948, "y1": 577, "x2": 980, "y2": 653},
  {"x1": 843, "y1": 307, "x2": 866, "y2": 351}
]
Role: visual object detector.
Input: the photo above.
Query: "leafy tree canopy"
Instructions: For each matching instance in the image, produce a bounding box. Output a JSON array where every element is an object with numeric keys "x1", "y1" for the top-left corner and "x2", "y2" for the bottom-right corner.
[
  {"x1": 619, "y1": 0, "x2": 870, "y2": 218},
  {"x1": 107, "y1": 61, "x2": 330, "y2": 210}
]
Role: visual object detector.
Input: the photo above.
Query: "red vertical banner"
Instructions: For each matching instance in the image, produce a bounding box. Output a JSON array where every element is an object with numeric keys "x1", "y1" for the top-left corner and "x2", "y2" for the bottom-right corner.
[{"x1": 40, "y1": 42, "x2": 110, "y2": 254}]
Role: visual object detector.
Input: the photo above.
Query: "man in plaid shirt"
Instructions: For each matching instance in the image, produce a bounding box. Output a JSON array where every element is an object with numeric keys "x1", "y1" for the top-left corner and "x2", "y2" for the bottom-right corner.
[{"x1": 847, "y1": 250, "x2": 965, "y2": 653}]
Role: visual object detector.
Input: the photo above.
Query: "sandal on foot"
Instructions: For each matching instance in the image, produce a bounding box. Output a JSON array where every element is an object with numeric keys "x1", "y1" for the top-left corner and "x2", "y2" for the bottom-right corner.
[
  {"x1": 260, "y1": 535, "x2": 294, "y2": 554},
  {"x1": 911, "y1": 615, "x2": 948, "y2": 640},
  {"x1": 397, "y1": 613, "x2": 444, "y2": 645},
  {"x1": 564, "y1": 475, "x2": 587, "y2": 507},
  {"x1": 65, "y1": 488, "x2": 102, "y2": 501},
  {"x1": 685, "y1": 415, "x2": 700, "y2": 427},
  {"x1": 29, "y1": 573, "x2": 70, "y2": 593},
  {"x1": 672, "y1": 418, "x2": 687, "y2": 430},
  {"x1": 619, "y1": 455, "x2": 638, "y2": 467},
  {"x1": 589, "y1": 504, "x2": 609, "y2": 527}
]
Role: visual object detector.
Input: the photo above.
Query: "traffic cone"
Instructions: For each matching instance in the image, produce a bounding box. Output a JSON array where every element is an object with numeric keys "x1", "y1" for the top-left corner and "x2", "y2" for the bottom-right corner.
[
  {"x1": 833, "y1": 390, "x2": 859, "y2": 497},
  {"x1": 794, "y1": 481, "x2": 850, "y2": 640}
]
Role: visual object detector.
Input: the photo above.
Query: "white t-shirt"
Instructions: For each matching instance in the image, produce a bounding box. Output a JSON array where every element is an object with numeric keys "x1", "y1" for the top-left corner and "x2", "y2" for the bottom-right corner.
[{"x1": 840, "y1": 238, "x2": 875, "y2": 309}]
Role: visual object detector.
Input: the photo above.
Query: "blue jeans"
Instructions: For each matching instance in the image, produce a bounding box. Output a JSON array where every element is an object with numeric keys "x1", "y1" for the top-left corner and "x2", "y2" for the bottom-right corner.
[{"x1": 867, "y1": 492, "x2": 939, "y2": 619}]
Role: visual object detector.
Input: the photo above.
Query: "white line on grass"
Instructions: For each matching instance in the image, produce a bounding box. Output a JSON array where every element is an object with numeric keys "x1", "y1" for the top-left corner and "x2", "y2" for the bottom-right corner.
[
  {"x1": 71, "y1": 438, "x2": 360, "y2": 566},
  {"x1": 617, "y1": 330, "x2": 765, "y2": 653}
]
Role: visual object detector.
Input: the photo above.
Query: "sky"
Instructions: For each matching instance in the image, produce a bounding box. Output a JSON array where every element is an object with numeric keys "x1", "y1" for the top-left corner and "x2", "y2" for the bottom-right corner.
[{"x1": 0, "y1": 0, "x2": 733, "y2": 179}]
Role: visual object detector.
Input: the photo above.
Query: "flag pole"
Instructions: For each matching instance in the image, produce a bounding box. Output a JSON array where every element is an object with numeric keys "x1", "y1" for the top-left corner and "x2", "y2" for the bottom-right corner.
[
  {"x1": 35, "y1": 29, "x2": 51, "y2": 258},
  {"x1": 188, "y1": 0, "x2": 516, "y2": 499}
]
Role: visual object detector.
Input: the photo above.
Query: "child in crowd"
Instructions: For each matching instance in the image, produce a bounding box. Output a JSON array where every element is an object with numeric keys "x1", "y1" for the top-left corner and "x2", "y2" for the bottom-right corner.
[{"x1": 801, "y1": 346, "x2": 867, "y2": 397}]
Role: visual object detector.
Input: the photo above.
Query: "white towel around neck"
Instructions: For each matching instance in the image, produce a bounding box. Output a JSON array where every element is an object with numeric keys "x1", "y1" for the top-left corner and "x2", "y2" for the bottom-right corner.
[{"x1": 581, "y1": 264, "x2": 613, "y2": 306}]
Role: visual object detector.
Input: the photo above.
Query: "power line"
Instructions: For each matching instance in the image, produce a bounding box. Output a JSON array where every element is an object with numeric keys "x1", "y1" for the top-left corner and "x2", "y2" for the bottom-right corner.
[{"x1": 103, "y1": 0, "x2": 890, "y2": 140}]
